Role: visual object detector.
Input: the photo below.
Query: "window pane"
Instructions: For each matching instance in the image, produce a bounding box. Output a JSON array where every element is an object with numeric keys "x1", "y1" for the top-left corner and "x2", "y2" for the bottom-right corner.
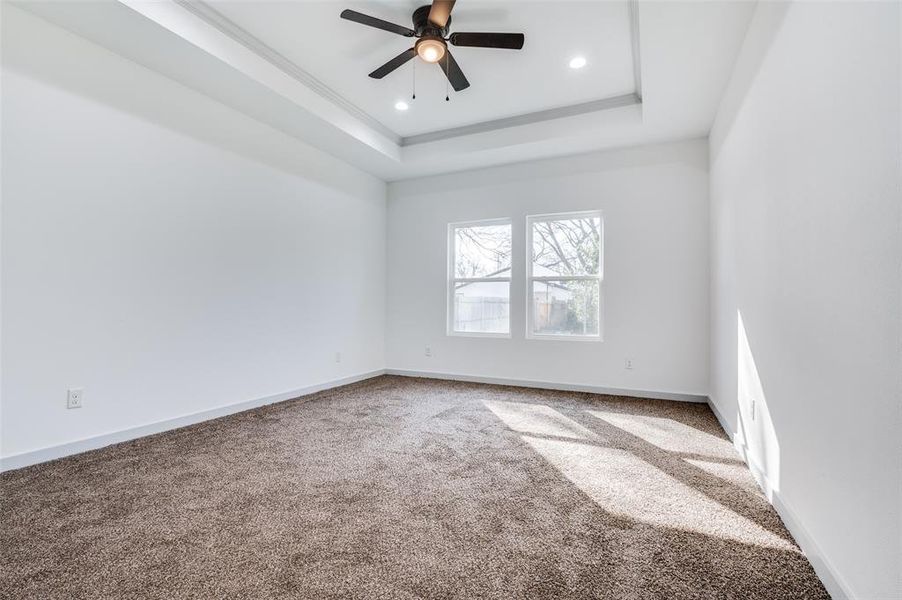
[
  {"x1": 532, "y1": 217, "x2": 601, "y2": 277},
  {"x1": 532, "y1": 280, "x2": 599, "y2": 336},
  {"x1": 453, "y1": 281, "x2": 510, "y2": 334},
  {"x1": 455, "y1": 224, "x2": 511, "y2": 279}
]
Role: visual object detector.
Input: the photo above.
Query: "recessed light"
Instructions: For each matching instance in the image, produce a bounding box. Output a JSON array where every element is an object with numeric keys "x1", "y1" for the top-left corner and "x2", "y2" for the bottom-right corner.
[
  {"x1": 569, "y1": 56, "x2": 587, "y2": 70},
  {"x1": 395, "y1": 101, "x2": 409, "y2": 111}
]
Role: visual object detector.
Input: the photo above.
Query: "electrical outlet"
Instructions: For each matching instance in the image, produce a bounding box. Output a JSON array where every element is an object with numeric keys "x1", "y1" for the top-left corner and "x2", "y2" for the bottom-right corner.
[
  {"x1": 624, "y1": 358, "x2": 634, "y2": 370},
  {"x1": 67, "y1": 388, "x2": 84, "y2": 409},
  {"x1": 425, "y1": 346, "x2": 432, "y2": 357},
  {"x1": 335, "y1": 352, "x2": 342, "y2": 363}
]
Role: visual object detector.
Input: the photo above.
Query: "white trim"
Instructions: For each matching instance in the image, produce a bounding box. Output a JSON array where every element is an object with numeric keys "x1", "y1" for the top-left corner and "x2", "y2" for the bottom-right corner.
[
  {"x1": 706, "y1": 395, "x2": 733, "y2": 440},
  {"x1": 526, "y1": 211, "x2": 604, "y2": 341},
  {"x1": 448, "y1": 218, "x2": 513, "y2": 337},
  {"x1": 0, "y1": 369, "x2": 386, "y2": 473},
  {"x1": 706, "y1": 396, "x2": 854, "y2": 600},
  {"x1": 628, "y1": 0, "x2": 643, "y2": 100},
  {"x1": 447, "y1": 217, "x2": 512, "y2": 229},
  {"x1": 174, "y1": 2, "x2": 644, "y2": 148},
  {"x1": 173, "y1": 0, "x2": 400, "y2": 144},
  {"x1": 454, "y1": 276, "x2": 513, "y2": 284},
  {"x1": 401, "y1": 94, "x2": 642, "y2": 146},
  {"x1": 531, "y1": 275, "x2": 599, "y2": 282},
  {"x1": 386, "y1": 368, "x2": 708, "y2": 403},
  {"x1": 447, "y1": 331, "x2": 512, "y2": 339},
  {"x1": 527, "y1": 210, "x2": 605, "y2": 222},
  {"x1": 768, "y1": 492, "x2": 853, "y2": 600},
  {"x1": 526, "y1": 332, "x2": 603, "y2": 343}
]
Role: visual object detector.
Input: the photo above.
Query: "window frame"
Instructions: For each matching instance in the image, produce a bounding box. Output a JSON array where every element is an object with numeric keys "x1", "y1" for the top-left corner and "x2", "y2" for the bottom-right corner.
[
  {"x1": 526, "y1": 211, "x2": 604, "y2": 342},
  {"x1": 447, "y1": 218, "x2": 513, "y2": 338}
]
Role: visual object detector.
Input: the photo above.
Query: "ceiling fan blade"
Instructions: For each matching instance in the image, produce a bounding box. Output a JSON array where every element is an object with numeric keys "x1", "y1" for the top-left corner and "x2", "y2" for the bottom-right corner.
[
  {"x1": 369, "y1": 48, "x2": 417, "y2": 79},
  {"x1": 340, "y1": 9, "x2": 415, "y2": 37},
  {"x1": 440, "y1": 50, "x2": 470, "y2": 91},
  {"x1": 449, "y1": 32, "x2": 525, "y2": 49},
  {"x1": 427, "y1": 0, "x2": 456, "y2": 28}
]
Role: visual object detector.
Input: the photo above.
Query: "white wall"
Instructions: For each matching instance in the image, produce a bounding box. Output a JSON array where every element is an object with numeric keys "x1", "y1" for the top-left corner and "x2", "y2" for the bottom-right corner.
[
  {"x1": 708, "y1": 2, "x2": 901, "y2": 598},
  {"x1": 0, "y1": 7, "x2": 386, "y2": 464},
  {"x1": 387, "y1": 139, "x2": 709, "y2": 398}
]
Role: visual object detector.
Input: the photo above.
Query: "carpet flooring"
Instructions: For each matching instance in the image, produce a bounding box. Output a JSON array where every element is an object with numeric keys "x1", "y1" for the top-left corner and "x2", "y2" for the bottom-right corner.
[{"x1": 1, "y1": 376, "x2": 828, "y2": 599}]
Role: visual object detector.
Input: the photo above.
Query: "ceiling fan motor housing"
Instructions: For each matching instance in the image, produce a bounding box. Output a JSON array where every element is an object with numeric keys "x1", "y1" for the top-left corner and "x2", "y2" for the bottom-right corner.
[{"x1": 413, "y1": 4, "x2": 450, "y2": 37}]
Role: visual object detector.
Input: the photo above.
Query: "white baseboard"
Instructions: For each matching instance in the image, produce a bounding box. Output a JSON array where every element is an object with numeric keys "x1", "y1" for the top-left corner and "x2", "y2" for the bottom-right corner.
[
  {"x1": 706, "y1": 396, "x2": 854, "y2": 600},
  {"x1": 706, "y1": 394, "x2": 734, "y2": 439},
  {"x1": 1, "y1": 370, "x2": 859, "y2": 599},
  {"x1": 385, "y1": 368, "x2": 709, "y2": 403},
  {"x1": 768, "y1": 481, "x2": 854, "y2": 600},
  {"x1": 2, "y1": 369, "x2": 700, "y2": 472},
  {"x1": 0, "y1": 369, "x2": 386, "y2": 473}
]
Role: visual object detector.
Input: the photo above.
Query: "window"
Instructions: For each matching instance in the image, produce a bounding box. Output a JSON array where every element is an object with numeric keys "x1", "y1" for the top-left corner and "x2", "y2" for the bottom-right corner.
[
  {"x1": 448, "y1": 219, "x2": 512, "y2": 336},
  {"x1": 527, "y1": 212, "x2": 602, "y2": 340}
]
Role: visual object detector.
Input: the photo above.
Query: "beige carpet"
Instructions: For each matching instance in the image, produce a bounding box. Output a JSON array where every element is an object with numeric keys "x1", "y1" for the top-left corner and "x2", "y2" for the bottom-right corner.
[{"x1": 1, "y1": 376, "x2": 828, "y2": 599}]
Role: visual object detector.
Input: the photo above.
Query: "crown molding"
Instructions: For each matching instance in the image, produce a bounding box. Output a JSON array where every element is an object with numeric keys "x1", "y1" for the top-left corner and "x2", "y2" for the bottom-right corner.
[
  {"x1": 173, "y1": 0, "x2": 402, "y2": 145},
  {"x1": 629, "y1": 0, "x2": 643, "y2": 100},
  {"x1": 401, "y1": 93, "x2": 641, "y2": 146},
  {"x1": 171, "y1": 0, "x2": 644, "y2": 148}
]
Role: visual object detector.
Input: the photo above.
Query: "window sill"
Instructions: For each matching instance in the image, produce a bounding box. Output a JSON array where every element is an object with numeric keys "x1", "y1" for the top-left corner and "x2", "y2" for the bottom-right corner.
[
  {"x1": 447, "y1": 331, "x2": 512, "y2": 339},
  {"x1": 526, "y1": 334, "x2": 603, "y2": 342}
]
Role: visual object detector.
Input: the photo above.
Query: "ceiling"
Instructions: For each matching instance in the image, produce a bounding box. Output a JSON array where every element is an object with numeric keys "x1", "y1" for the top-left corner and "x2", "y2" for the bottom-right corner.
[
  {"x1": 17, "y1": 0, "x2": 757, "y2": 181},
  {"x1": 209, "y1": 1, "x2": 638, "y2": 139}
]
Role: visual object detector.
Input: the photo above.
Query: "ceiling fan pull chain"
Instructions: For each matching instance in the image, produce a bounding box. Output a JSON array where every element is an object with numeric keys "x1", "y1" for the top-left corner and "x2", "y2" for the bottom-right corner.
[
  {"x1": 412, "y1": 59, "x2": 416, "y2": 100},
  {"x1": 445, "y1": 58, "x2": 450, "y2": 102}
]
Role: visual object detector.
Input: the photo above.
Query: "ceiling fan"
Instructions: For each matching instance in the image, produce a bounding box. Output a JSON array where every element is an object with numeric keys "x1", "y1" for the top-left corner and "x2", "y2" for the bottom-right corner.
[{"x1": 340, "y1": 1, "x2": 525, "y2": 92}]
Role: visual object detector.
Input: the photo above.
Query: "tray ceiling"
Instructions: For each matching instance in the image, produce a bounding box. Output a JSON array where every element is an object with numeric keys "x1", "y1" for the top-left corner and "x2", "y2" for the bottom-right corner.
[
  {"x1": 206, "y1": 1, "x2": 639, "y2": 139},
  {"x1": 16, "y1": 0, "x2": 757, "y2": 180}
]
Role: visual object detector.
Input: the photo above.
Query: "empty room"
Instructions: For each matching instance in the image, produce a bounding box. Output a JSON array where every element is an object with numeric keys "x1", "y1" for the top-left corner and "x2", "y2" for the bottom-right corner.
[{"x1": 1, "y1": 0, "x2": 899, "y2": 598}]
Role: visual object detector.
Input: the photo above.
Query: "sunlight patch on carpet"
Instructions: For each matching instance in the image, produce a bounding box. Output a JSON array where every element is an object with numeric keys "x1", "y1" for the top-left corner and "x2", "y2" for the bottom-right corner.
[
  {"x1": 482, "y1": 400, "x2": 595, "y2": 440},
  {"x1": 522, "y1": 435, "x2": 797, "y2": 552},
  {"x1": 587, "y1": 410, "x2": 739, "y2": 461},
  {"x1": 683, "y1": 458, "x2": 762, "y2": 494}
]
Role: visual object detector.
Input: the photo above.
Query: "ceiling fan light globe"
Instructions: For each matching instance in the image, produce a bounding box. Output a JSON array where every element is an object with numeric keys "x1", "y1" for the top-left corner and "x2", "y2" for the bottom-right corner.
[
  {"x1": 416, "y1": 38, "x2": 446, "y2": 63},
  {"x1": 422, "y1": 46, "x2": 440, "y2": 62}
]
